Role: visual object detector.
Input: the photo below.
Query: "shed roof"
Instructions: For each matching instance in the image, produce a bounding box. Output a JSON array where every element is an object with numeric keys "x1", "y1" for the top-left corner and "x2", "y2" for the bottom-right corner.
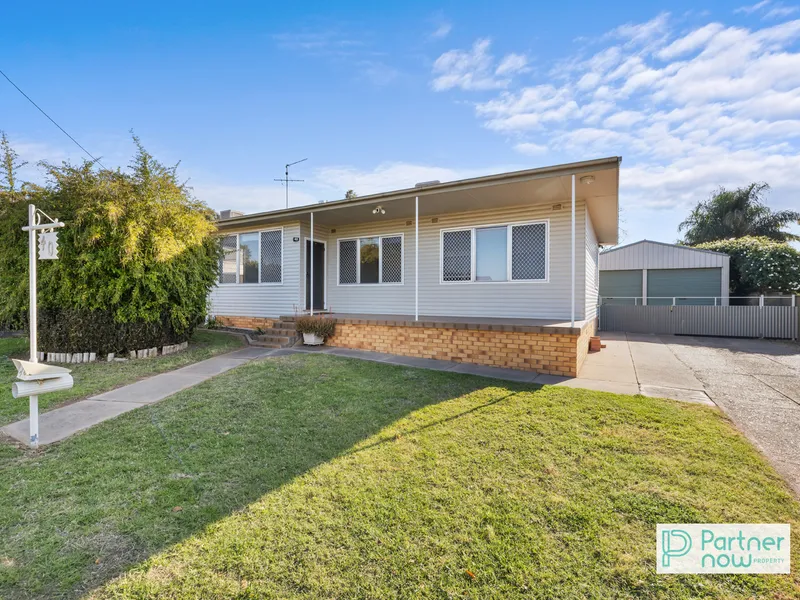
[{"x1": 600, "y1": 239, "x2": 729, "y2": 271}]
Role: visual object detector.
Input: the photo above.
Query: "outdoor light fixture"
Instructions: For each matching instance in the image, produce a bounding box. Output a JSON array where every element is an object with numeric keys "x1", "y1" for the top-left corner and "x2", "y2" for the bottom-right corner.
[
  {"x1": 372, "y1": 205, "x2": 386, "y2": 215},
  {"x1": 580, "y1": 175, "x2": 595, "y2": 185}
]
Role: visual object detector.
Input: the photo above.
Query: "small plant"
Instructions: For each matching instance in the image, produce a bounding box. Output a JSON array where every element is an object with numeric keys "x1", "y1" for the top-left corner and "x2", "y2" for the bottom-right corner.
[
  {"x1": 295, "y1": 315, "x2": 335, "y2": 339},
  {"x1": 254, "y1": 326, "x2": 265, "y2": 335},
  {"x1": 205, "y1": 316, "x2": 221, "y2": 330}
]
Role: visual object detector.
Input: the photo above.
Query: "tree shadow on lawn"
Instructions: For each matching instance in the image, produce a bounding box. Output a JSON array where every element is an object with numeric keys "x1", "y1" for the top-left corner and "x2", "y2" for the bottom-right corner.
[{"x1": 0, "y1": 352, "x2": 529, "y2": 599}]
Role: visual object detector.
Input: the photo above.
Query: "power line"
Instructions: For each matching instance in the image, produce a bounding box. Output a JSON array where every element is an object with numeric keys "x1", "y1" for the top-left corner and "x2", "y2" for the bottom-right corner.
[{"x1": 0, "y1": 68, "x2": 106, "y2": 169}]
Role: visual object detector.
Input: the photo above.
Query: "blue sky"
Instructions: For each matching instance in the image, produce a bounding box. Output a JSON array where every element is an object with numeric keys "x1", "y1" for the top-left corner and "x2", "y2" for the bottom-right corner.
[{"x1": 2, "y1": 0, "x2": 799, "y2": 244}]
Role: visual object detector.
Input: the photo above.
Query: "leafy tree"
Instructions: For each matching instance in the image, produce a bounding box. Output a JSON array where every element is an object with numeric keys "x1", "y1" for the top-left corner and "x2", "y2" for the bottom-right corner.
[
  {"x1": 679, "y1": 183, "x2": 800, "y2": 245},
  {"x1": 0, "y1": 131, "x2": 27, "y2": 193},
  {"x1": 345, "y1": 189, "x2": 357, "y2": 199},
  {"x1": 0, "y1": 135, "x2": 220, "y2": 352},
  {"x1": 696, "y1": 236, "x2": 800, "y2": 295}
]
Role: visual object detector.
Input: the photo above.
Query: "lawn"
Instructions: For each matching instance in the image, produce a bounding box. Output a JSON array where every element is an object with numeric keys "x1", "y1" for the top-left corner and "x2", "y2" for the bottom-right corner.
[
  {"x1": 0, "y1": 353, "x2": 798, "y2": 599},
  {"x1": 0, "y1": 330, "x2": 244, "y2": 427}
]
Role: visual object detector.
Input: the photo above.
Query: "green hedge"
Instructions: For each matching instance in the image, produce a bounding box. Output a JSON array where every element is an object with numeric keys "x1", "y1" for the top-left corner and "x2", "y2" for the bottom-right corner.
[
  {"x1": 37, "y1": 309, "x2": 196, "y2": 355},
  {"x1": 695, "y1": 236, "x2": 800, "y2": 295},
  {"x1": 0, "y1": 135, "x2": 220, "y2": 342}
]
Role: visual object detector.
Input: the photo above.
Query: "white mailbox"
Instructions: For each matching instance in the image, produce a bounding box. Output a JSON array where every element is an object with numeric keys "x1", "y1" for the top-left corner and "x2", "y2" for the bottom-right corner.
[{"x1": 11, "y1": 359, "x2": 74, "y2": 399}]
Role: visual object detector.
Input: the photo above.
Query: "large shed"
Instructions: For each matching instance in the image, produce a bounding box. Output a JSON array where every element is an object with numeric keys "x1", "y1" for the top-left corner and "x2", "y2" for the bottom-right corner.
[{"x1": 599, "y1": 240, "x2": 730, "y2": 305}]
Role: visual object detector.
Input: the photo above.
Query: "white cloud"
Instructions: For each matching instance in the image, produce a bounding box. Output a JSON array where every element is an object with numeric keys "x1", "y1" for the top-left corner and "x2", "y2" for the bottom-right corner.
[
  {"x1": 192, "y1": 182, "x2": 318, "y2": 214},
  {"x1": 431, "y1": 39, "x2": 511, "y2": 91},
  {"x1": 430, "y1": 22, "x2": 452, "y2": 39},
  {"x1": 735, "y1": 1, "x2": 799, "y2": 19},
  {"x1": 734, "y1": 0, "x2": 772, "y2": 14},
  {"x1": 431, "y1": 40, "x2": 535, "y2": 91},
  {"x1": 496, "y1": 53, "x2": 529, "y2": 76},
  {"x1": 514, "y1": 142, "x2": 548, "y2": 156},
  {"x1": 765, "y1": 4, "x2": 800, "y2": 19},
  {"x1": 312, "y1": 162, "x2": 513, "y2": 196},
  {"x1": 657, "y1": 23, "x2": 725, "y2": 59},
  {"x1": 431, "y1": 12, "x2": 800, "y2": 239},
  {"x1": 607, "y1": 12, "x2": 671, "y2": 49},
  {"x1": 358, "y1": 60, "x2": 400, "y2": 86},
  {"x1": 603, "y1": 110, "x2": 646, "y2": 128}
]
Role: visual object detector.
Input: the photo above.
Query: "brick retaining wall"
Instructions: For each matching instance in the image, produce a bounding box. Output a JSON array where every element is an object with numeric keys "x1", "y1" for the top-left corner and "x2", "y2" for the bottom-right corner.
[
  {"x1": 215, "y1": 316, "x2": 275, "y2": 330},
  {"x1": 327, "y1": 319, "x2": 596, "y2": 377}
]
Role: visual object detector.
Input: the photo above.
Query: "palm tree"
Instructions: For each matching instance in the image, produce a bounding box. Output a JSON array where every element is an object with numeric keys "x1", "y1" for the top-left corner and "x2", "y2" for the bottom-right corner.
[{"x1": 679, "y1": 183, "x2": 800, "y2": 245}]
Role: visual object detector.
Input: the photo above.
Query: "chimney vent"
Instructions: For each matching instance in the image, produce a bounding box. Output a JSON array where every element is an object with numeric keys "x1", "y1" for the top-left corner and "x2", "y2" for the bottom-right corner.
[{"x1": 414, "y1": 180, "x2": 440, "y2": 188}]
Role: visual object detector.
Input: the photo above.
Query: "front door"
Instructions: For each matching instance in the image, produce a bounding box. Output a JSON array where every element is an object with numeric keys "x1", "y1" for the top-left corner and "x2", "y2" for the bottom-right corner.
[{"x1": 305, "y1": 240, "x2": 325, "y2": 311}]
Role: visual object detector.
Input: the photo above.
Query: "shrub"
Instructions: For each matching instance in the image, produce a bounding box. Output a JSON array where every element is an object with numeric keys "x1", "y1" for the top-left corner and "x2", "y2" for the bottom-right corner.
[
  {"x1": 38, "y1": 309, "x2": 193, "y2": 354},
  {"x1": 295, "y1": 316, "x2": 336, "y2": 338},
  {"x1": 696, "y1": 236, "x2": 800, "y2": 295},
  {"x1": 0, "y1": 135, "x2": 221, "y2": 348}
]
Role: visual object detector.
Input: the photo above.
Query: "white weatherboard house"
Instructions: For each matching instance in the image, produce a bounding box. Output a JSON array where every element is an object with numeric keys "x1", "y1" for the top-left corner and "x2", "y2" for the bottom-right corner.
[
  {"x1": 600, "y1": 240, "x2": 730, "y2": 306},
  {"x1": 210, "y1": 157, "x2": 621, "y2": 377}
]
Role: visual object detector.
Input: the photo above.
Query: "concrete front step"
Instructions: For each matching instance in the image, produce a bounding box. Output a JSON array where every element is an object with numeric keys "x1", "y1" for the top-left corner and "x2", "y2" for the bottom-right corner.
[
  {"x1": 249, "y1": 340, "x2": 285, "y2": 348},
  {"x1": 256, "y1": 334, "x2": 294, "y2": 345},
  {"x1": 260, "y1": 327, "x2": 295, "y2": 336}
]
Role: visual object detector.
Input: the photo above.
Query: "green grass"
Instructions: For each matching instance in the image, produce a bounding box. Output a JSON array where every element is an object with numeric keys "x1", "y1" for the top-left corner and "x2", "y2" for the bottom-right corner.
[
  {"x1": 0, "y1": 354, "x2": 798, "y2": 599},
  {"x1": 0, "y1": 331, "x2": 244, "y2": 427}
]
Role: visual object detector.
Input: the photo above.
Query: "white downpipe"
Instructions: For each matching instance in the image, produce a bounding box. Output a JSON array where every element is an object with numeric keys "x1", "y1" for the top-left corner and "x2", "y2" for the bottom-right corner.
[
  {"x1": 28, "y1": 204, "x2": 39, "y2": 448},
  {"x1": 642, "y1": 268, "x2": 648, "y2": 306},
  {"x1": 310, "y1": 212, "x2": 314, "y2": 316},
  {"x1": 570, "y1": 175, "x2": 575, "y2": 328},
  {"x1": 415, "y1": 196, "x2": 419, "y2": 322}
]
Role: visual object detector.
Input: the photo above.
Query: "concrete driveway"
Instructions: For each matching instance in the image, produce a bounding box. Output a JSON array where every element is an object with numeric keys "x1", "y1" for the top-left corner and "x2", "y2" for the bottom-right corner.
[{"x1": 577, "y1": 332, "x2": 800, "y2": 494}]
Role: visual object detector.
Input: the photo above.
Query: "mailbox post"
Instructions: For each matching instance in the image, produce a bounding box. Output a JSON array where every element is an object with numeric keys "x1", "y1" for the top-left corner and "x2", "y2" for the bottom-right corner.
[{"x1": 18, "y1": 204, "x2": 68, "y2": 447}]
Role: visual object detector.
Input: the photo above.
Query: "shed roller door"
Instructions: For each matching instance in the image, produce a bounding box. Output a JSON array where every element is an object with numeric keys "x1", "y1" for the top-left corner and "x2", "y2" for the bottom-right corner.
[
  {"x1": 599, "y1": 269, "x2": 642, "y2": 305},
  {"x1": 647, "y1": 268, "x2": 721, "y2": 305}
]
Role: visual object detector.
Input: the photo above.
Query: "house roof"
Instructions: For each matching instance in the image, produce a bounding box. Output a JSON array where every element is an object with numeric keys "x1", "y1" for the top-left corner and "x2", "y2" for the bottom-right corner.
[{"x1": 216, "y1": 156, "x2": 622, "y2": 244}]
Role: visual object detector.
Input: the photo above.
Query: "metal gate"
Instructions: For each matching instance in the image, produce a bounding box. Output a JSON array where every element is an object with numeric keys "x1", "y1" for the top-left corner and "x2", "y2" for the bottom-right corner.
[{"x1": 599, "y1": 305, "x2": 799, "y2": 340}]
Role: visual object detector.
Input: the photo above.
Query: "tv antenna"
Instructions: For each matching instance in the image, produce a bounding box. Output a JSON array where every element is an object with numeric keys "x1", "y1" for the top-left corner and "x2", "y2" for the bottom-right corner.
[{"x1": 274, "y1": 158, "x2": 307, "y2": 208}]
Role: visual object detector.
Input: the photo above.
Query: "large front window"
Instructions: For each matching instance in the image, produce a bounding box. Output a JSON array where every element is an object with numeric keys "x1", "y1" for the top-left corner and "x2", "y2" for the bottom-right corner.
[
  {"x1": 218, "y1": 229, "x2": 283, "y2": 284},
  {"x1": 338, "y1": 234, "x2": 403, "y2": 285},
  {"x1": 441, "y1": 221, "x2": 548, "y2": 283}
]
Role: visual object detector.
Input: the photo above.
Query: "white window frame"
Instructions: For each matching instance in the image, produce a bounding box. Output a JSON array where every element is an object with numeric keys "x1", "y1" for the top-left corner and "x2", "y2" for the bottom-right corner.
[
  {"x1": 337, "y1": 233, "x2": 404, "y2": 286},
  {"x1": 439, "y1": 219, "x2": 549, "y2": 284},
  {"x1": 218, "y1": 227, "x2": 284, "y2": 286}
]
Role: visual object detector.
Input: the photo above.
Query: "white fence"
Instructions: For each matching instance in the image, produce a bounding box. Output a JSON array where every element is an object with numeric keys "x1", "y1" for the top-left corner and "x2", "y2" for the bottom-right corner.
[
  {"x1": 600, "y1": 295, "x2": 797, "y2": 307},
  {"x1": 599, "y1": 297, "x2": 799, "y2": 340}
]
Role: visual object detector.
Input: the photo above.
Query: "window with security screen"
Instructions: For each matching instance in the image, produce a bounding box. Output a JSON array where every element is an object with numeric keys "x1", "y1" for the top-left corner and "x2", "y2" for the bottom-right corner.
[
  {"x1": 381, "y1": 236, "x2": 402, "y2": 283},
  {"x1": 511, "y1": 223, "x2": 547, "y2": 281},
  {"x1": 219, "y1": 235, "x2": 238, "y2": 283},
  {"x1": 260, "y1": 229, "x2": 282, "y2": 283},
  {"x1": 339, "y1": 234, "x2": 403, "y2": 284},
  {"x1": 442, "y1": 229, "x2": 472, "y2": 281},
  {"x1": 441, "y1": 221, "x2": 547, "y2": 283},
  {"x1": 338, "y1": 240, "x2": 358, "y2": 284},
  {"x1": 218, "y1": 229, "x2": 283, "y2": 285}
]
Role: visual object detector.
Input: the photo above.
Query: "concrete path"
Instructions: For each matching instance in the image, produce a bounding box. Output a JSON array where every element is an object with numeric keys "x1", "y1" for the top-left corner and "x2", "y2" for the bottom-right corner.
[
  {"x1": 556, "y1": 332, "x2": 714, "y2": 405},
  {"x1": 1, "y1": 347, "x2": 275, "y2": 446}
]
